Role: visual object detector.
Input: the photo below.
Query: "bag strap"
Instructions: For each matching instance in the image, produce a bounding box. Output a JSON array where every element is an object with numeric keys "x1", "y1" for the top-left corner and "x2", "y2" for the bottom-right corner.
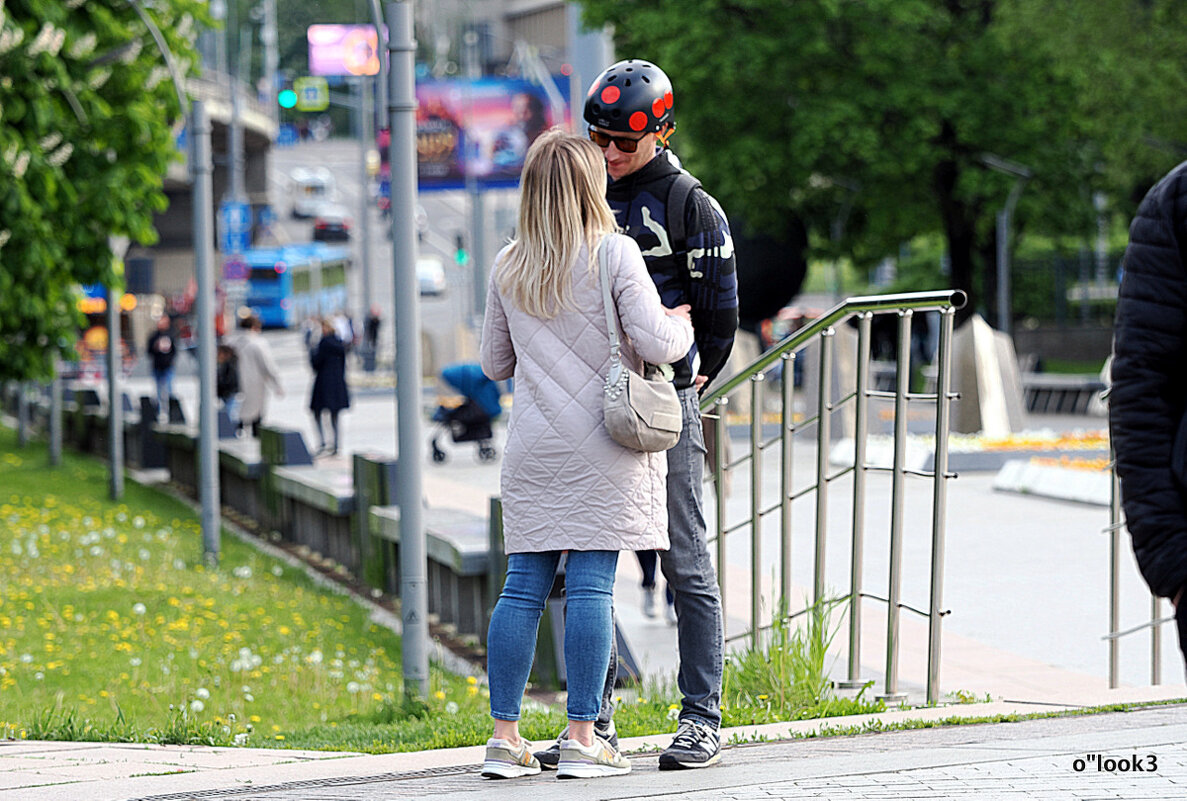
[
  {"x1": 597, "y1": 237, "x2": 626, "y2": 386},
  {"x1": 666, "y1": 172, "x2": 701, "y2": 250}
]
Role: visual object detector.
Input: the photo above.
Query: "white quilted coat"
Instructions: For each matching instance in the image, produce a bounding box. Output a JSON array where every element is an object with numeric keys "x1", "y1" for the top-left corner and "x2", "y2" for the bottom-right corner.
[{"x1": 480, "y1": 234, "x2": 694, "y2": 554}]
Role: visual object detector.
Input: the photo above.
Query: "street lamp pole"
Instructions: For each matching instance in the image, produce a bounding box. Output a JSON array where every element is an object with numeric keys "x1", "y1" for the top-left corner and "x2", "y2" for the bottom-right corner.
[
  {"x1": 384, "y1": 0, "x2": 430, "y2": 700},
  {"x1": 128, "y1": 0, "x2": 221, "y2": 560},
  {"x1": 981, "y1": 154, "x2": 1032, "y2": 336}
]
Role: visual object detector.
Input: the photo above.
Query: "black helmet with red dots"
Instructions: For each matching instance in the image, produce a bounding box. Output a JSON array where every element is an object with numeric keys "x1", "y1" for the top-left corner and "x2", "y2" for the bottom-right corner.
[{"x1": 583, "y1": 59, "x2": 674, "y2": 135}]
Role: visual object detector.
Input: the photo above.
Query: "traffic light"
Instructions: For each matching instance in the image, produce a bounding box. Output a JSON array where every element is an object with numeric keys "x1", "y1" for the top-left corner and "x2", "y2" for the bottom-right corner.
[
  {"x1": 454, "y1": 233, "x2": 469, "y2": 266},
  {"x1": 278, "y1": 88, "x2": 298, "y2": 109}
]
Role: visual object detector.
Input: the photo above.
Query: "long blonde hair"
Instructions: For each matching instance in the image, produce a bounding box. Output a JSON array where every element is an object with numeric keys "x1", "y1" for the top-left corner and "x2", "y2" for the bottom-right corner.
[{"x1": 496, "y1": 129, "x2": 618, "y2": 319}]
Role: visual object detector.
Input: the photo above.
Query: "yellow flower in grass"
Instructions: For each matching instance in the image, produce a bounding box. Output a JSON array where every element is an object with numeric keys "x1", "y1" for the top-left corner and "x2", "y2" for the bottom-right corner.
[{"x1": 434, "y1": 690, "x2": 445, "y2": 700}]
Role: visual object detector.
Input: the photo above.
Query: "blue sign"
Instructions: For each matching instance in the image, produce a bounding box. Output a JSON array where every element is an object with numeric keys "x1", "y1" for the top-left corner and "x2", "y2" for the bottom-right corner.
[
  {"x1": 277, "y1": 123, "x2": 299, "y2": 147},
  {"x1": 223, "y1": 257, "x2": 249, "y2": 281},
  {"x1": 219, "y1": 200, "x2": 252, "y2": 254}
]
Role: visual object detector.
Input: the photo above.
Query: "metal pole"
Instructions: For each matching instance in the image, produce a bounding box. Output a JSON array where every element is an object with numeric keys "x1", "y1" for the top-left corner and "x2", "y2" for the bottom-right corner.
[
  {"x1": 812, "y1": 328, "x2": 834, "y2": 608},
  {"x1": 16, "y1": 383, "x2": 28, "y2": 447},
  {"x1": 1152, "y1": 594, "x2": 1162, "y2": 686},
  {"x1": 386, "y1": 0, "x2": 429, "y2": 699},
  {"x1": 996, "y1": 209, "x2": 1009, "y2": 334},
  {"x1": 367, "y1": 0, "x2": 389, "y2": 135},
  {"x1": 840, "y1": 313, "x2": 871, "y2": 689},
  {"x1": 192, "y1": 100, "x2": 221, "y2": 561},
  {"x1": 750, "y1": 373, "x2": 764, "y2": 647},
  {"x1": 463, "y1": 29, "x2": 486, "y2": 321},
  {"x1": 880, "y1": 309, "x2": 912, "y2": 703},
  {"x1": 1109, "y1": 447, "x2": 1121, "y2": 689},
  {"x1": 262, "y1": 0, "x2": 279, "y2": 123},
  {"x1": 780, "y1": 352, "x2": 795, "y2": 610},
  {"x1": 926, "y1": 306, "x2": 954, "y2": 705},
  {"x1": 106, "y1": 282, "x2": 124, "y2": 500},
  {"x1": 50, "y1": 368, "x2": 62, "y2": 466},
  {"x1": 714, "y1": 397, "x2": 729, "y2": 613},
  {"x1": 357, "y1": 77, "x2": 374, "y2": 316},
  {"x1": 227, "y1": 0, "x2": 246, "y2": 204}
]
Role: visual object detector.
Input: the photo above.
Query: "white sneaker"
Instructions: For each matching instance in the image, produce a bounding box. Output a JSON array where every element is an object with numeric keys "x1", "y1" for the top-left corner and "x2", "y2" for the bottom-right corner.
[
  {"x1": 481, "y1": 737, "x2": 541, "y2": 779},
  {"x1": 642, "y1": 586, "x2": 657, "y2": 618},
  {"x1": 556, "y1": 734, "x2": 631, "y2": 778}
]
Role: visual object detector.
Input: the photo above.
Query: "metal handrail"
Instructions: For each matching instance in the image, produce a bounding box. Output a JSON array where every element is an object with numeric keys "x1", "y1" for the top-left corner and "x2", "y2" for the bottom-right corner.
[
  {"x1": 700, "y1": 288, "x2": 966, "y2": 705},
  {"x1": 700, "y1": 290, "x2": 967, "y2": 412}
]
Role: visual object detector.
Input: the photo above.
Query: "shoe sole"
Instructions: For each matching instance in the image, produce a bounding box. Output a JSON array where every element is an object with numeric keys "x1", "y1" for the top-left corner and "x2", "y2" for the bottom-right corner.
[
  {"x1": 481, "y1": 761, "x2": 541, "y2": 779},
  {"x1": 535, "y1": 757, "x2": 559, "y2": 771},
  {"x1": 658, "y1": 751, "x2": 722, "y2": 770},
  {"x1": 556, "y1": 763, "x2": 631, "y2": 778}
]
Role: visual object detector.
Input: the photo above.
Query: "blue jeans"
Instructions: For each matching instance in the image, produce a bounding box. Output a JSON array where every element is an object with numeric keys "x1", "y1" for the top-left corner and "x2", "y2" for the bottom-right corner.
[
  {"x1": 488, "y1": 550, "x2": 619, "y2": 722},
  {"x1": 599, "y1": 387, "x2": 724, "y2": 729},
  {"x1": 153, "y1": 368, "x2": 173, "y2": 417}
]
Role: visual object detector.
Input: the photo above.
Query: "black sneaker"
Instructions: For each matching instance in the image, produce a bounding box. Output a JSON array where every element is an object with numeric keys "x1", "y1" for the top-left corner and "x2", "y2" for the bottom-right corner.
[
  {"x1": 534, "y1": 720, "x2": 618, "y2": 770},
  {"x1": 658, "y1": 719, "x2": 721, "y2": 770}
]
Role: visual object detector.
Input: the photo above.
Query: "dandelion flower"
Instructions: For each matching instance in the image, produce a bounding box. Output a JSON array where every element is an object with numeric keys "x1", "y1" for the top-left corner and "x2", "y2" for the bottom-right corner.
[
  {"x1": 132, "y1": 603, "x2": 146, "y2": 616},
  {"x1": 196, "y1": 687, "x2": 210, "y2": 700},
  {"x1": 433, "y1": 690, "x2": 445, "y2": 701},
  {"x1": 445, "y1": 701, "x2": 459, "y2": 715},
  {"x1": 190, "y1": 700, "x2": 205, "y2": 713}
]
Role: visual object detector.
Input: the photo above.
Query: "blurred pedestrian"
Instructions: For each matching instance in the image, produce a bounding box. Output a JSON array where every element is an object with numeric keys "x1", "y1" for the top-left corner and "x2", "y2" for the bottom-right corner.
[
  {"x1": 309, "y1": 317, "x2": 350, "y2": 456},
  {"x1": 364, "y1": 304, "x2": 382, "y2": 352},
  {"x1": 235, "y1": 314, "x2": 283, "y2": 437},
  {"x1": 479, "y1": 130, "x2": 692, "y2": 780},
  {"x1": 145, "y1": 315, "x2": 177, "y2": 421},
  {"x1": 635, "y1": 550, "x2": 676, "y2": 624},
  {"x1": 1110, "y1": 159, "x2": 1187, "y2": 679},
  {"x1": 216, "y1": 344, "x2": 241, "y2": 429}
]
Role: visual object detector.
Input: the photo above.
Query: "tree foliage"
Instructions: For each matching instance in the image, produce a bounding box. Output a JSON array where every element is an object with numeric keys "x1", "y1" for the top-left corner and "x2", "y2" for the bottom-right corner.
[
  {"x1": 578, "y1": 0, "x2": 1187, "y2": 319},
  {"x1": 0, "y1": 0, "x2": 206, "y2": 382}
]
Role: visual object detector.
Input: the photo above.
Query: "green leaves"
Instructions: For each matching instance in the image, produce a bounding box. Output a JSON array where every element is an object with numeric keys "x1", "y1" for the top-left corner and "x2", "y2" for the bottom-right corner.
[{"x1": 0, "y1": 0, "x2": 204, "y2": 381}]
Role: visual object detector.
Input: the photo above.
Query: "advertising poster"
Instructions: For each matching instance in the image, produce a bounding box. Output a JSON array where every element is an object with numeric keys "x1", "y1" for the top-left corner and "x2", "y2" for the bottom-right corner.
[
  {"x1": 415, "y1": 77, "x2": 571, "y2": 191},
  {"x1": 308, "y1": 24, "x2": 382, "y2": 76}
]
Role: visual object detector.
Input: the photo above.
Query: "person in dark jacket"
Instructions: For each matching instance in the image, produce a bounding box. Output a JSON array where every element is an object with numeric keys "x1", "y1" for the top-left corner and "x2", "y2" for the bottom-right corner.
[
  {"x1": 1110, "y1": 159, "x2": 1187, "y2": 678},
  {"x1": 145, "y1": 315, "x2": 177, "y2": 420},
  {"x1": 309, "y1": 317, "x2": 350, "y2": 456}
]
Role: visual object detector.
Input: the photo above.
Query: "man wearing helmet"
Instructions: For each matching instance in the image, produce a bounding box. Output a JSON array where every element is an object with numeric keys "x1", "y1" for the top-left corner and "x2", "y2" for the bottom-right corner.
[{"x1": 536, "y1": 59, "x2": 738, "y2": 771}]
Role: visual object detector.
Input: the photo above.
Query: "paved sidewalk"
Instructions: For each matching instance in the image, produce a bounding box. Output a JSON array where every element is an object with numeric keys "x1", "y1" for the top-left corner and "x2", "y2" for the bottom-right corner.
[{"x1": 2, "y1": 696, "x2": 1184, "y2": 800}]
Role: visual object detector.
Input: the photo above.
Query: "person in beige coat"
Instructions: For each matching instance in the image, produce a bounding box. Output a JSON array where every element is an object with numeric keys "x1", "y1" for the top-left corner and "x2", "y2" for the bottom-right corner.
[
  {"x1": 234, "y1": 314, "x2": 283, "y2": 437},
  {"x1": 479, "y1": 131, "x2": 692, "y2": 780}
]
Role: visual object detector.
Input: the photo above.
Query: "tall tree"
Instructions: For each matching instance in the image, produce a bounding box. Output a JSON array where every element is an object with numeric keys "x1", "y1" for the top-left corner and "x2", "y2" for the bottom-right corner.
[
  {"x1": 0, "y1": 0, "x2": 206, "y2": 381},
  {"x1": 577, "y1": 0, "x2": 1184, "y2": 320}
]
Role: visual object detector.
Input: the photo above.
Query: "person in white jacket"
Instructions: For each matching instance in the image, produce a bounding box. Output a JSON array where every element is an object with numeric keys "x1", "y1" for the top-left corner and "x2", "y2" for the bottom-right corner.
[
  {"x1": 479, "y1": 130, "x2": 692, "y2": 780},
  {"x1": 234, "y1": 314, "x2": 283, "y2": 437}
]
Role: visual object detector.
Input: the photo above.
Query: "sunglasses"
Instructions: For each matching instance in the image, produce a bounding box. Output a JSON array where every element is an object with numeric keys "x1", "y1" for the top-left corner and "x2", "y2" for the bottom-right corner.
[{"x1": 588, "y1": 128, "x2": 648, "y2": 153}]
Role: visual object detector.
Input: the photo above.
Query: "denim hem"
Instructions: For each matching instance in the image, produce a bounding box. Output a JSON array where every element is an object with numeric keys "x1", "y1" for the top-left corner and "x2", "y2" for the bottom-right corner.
[
  {"x1": 490, "y1": 712, "x2": 521, "y2": 722},
  {"x1": 566, "y1": 713, "x2": 600, "y2": 722},
  {"x1": 678, "y1": 713, "x2": 720, "y2": 731}
]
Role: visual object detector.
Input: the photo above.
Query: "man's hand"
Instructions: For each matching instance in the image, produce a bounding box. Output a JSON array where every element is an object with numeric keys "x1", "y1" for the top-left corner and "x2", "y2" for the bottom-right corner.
[{"x1": 694, "y1": 374, "x2": 708, "y2": 391}]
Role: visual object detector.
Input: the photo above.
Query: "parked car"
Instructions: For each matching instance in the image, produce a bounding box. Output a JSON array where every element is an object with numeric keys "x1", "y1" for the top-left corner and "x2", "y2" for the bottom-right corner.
[
  {"x1": 312, "y1": 204, "x2": 351, "y2": 241},
  {"x1": 417, "y1": 256, "x2": 447, "y2": 296}
]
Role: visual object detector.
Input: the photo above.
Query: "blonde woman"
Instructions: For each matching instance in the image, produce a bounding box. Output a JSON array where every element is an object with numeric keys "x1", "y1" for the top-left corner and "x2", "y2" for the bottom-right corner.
[{"x1": 480, "y1": 130, "x2": 693, "y2": 780}]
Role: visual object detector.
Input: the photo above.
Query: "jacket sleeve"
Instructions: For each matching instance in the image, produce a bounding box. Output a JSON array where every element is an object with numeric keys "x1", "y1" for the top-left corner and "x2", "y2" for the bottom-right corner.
[
  {"x1": 1110, "y1": 164, "x2": 1187, "y2": 600},
  {"x1": 258, "y1": 340, "x2": 283, "y2": 391},
  {"x1": 480, "y1": 262, "x2": 516, "y2": 382},
  {"x1": 612, "y1": 235, "x2": 694, "y2": 366},
  {"x1": 684, "y1": 188, "x2": 739, "y2": 384}
]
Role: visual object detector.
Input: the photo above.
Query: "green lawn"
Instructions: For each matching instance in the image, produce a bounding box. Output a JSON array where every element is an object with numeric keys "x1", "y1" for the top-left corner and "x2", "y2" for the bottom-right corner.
[{"x1": 0, "y1": 426, "x2": 879, "y2": 752}]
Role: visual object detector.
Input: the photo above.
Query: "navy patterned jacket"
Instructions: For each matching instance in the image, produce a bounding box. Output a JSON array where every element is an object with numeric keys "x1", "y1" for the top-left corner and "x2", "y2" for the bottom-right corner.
[{"x1": 606, "y1": 149, "x2": 739, "y2": 391}]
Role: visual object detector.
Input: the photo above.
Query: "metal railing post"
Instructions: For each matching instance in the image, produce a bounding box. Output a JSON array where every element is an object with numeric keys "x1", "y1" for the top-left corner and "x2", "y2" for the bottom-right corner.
[
  {"x1": 840, "y1": 313, "x2": 871, "y2": 689},
  {"x1": 714, "y1": 397, "x2": 729, "y2": 613},
  {"x1": 880, "y1": 309, "x2": 912, "y2": 703},
  {"x1": 813, "y1": 329, "x2": 835, "y2": 608},
  {"x1": 780, "y1": 352, "x2": 795, "y2": 610},
  {"x1": 926, "y1": 306, "x2": 955, "y2": 705},
  {"x1": 1152, "y1": 595, "x2": 1162, "y2": 686},
  {"x1": 750, "y1": 373, "x2": 765, "y2": 647},
  {"x1": 1109, "y1": 448, "x2": 1121, "y2": 689}
]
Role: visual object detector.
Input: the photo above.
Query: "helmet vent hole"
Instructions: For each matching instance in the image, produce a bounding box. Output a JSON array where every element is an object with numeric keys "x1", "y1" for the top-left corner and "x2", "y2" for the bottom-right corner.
[
  {"x1": 624, "y1": 79, "x2": 631, "y2": 87},
  {"x1": 607, "y1": 74, "x2": 617, "y2": 82},
  {"x1": 642, "y1": 76, "x2": 650, "y2": 83}
]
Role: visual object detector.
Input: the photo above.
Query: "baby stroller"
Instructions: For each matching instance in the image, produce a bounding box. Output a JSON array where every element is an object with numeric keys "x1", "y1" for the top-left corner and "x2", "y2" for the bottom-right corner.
[{"x1": 430, "y1": 363, "x2": 502, "y2": 463}]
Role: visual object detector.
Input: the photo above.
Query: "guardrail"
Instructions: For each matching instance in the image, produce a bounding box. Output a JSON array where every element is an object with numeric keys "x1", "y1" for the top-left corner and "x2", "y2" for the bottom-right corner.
[{"x1": 700, "y1": 289, "x2": 966, "y2": 704}]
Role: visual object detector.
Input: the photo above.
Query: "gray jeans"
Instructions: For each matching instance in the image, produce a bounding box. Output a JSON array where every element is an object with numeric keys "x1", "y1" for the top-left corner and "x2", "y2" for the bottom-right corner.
[{"x1": 598, "y1": 387, "x2": 725, "y2": 729}]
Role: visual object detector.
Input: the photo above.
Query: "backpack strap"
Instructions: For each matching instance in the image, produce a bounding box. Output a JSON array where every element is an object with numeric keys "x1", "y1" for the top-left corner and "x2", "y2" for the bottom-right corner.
[{"x1": 666, "y1": 172, "x2": 701, "y2": 252}]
